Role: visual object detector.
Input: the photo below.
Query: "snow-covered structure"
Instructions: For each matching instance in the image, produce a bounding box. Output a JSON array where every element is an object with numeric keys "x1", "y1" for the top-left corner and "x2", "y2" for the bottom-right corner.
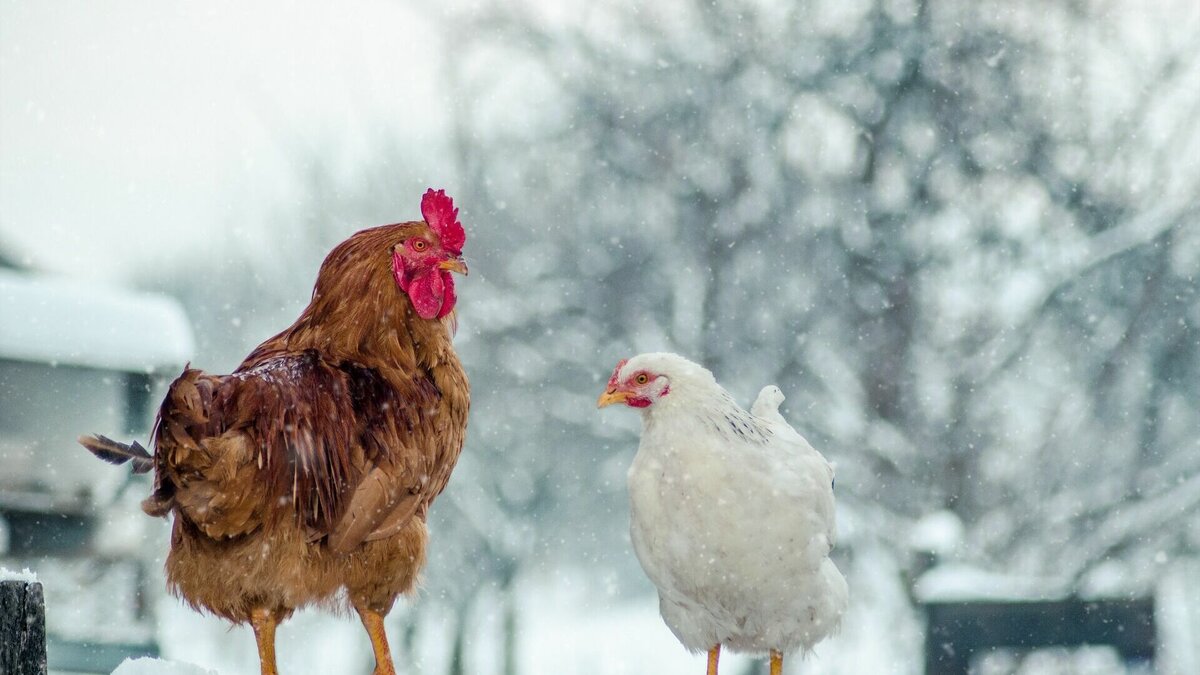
[
  {"x1": 912, "y1": 519, "x2": 1199, "y2": 675},
  {"x1": 0, "y1": 264, "x2": 193, "y2": 672},
  {"x1": 0, "y1": 266, "x2": 192, "y2": 528}
]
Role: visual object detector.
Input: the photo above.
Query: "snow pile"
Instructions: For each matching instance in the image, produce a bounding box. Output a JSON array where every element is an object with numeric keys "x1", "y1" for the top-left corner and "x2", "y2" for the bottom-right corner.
[
  {"x1": 0, "y1": 566, "x2": 39, "y2": 583},
  {"x1": 914, "y1": 563, "x2": 1060, "y2": 603},
  {"x1": 111, "y1": 657, "x2": 217, "y2": 675},
  {"x1": 909, "y1": 510, "x2": 964, "y2": 558}
]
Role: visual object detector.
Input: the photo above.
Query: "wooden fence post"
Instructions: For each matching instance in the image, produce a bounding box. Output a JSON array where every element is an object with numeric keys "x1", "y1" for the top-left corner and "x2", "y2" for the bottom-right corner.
[{"x1": 0, "y1": 579, "x2": 48, "y2": 675}]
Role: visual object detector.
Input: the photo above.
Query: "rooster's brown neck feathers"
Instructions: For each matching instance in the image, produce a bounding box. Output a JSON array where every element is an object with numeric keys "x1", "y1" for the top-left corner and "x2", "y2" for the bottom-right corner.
[{"x1": 246, "y1": 222, "x2": 453, "y2": 375}]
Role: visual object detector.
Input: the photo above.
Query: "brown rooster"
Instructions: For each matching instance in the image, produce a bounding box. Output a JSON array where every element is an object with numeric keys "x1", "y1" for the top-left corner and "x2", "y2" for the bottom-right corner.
[{"x1": 80, "y1": 189, "x2": 470, "y2": 675}]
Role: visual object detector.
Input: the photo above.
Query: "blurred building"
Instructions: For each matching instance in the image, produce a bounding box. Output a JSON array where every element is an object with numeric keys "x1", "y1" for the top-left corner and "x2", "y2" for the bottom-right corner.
[{"x1": 0, "y1": 254, "x2": 193, "y2": 672}]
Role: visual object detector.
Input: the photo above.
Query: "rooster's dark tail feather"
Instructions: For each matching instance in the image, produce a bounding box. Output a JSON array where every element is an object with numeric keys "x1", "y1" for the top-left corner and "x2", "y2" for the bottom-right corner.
[{"x1": 79, "y1": 434, "x2": 153, "y2": 474}]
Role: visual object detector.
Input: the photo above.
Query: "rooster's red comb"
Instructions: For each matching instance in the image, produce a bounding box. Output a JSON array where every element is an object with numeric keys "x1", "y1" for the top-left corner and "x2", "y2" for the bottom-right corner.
[{"x1": 421, "y1": 188, "x2": 465, "y2": 255}]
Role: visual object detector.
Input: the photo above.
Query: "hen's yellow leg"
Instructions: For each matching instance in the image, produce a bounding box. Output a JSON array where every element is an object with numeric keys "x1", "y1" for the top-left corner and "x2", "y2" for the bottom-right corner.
[
  {"x1": 250, "y1": 608, "x2": 279, "y2": 675},
  {"x1": 356, "y1": 606, "x2": 398, "y2": 675},
  {"x1": 707, "y1": 644, "x2": 720, "y2": 675},
  {"x1": 770, "y1": 649, "x2": 783, "y2": 675}
]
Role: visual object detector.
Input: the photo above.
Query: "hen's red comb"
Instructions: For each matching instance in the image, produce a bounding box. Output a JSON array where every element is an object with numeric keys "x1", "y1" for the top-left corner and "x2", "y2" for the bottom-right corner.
[
  {"x1": 421, "y1": 188, "x2": 465, "y2": 255},
  {"x1": 607, "y1": 359, "x2": 629, "y2": 389}
]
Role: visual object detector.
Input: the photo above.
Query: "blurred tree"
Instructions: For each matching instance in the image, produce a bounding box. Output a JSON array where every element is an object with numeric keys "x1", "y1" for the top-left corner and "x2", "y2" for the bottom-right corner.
[
  {"x1": 141, "y1": 0, "x2": 1200, "y2": 671},
  {"x1": 447, "y1": 0, "x2": 1200, "y2": 597}
]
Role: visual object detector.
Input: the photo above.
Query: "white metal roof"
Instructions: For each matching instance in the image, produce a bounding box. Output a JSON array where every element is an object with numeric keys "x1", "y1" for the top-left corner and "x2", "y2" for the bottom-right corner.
[{"x1": 0, "y1": 268, "x2": 194, "y2": 373}]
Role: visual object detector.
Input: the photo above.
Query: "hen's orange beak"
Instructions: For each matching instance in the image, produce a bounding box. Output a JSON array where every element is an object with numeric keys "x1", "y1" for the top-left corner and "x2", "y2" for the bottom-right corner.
[
  {"x1": 438, "y1": 257, "x2": 468, "y2": 275},
  {"x1": 597, "y1": 388, "x2": 629, "y2": 408}
]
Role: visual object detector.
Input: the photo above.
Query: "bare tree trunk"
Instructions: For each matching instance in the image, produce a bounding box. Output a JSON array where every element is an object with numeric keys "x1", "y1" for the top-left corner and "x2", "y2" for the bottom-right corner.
[
  {"x1": 502, "y1": 581, "x2": 518, "y2": 675},
  {"x1": 737, "y1": 657, "x2": 761, "y2": 675},
  {"x1": 448, "y1": 592, "x2": 476, "y2": 675},
  {"x1": 399, "y1": 609, "x2": 420, "y2": 675}
]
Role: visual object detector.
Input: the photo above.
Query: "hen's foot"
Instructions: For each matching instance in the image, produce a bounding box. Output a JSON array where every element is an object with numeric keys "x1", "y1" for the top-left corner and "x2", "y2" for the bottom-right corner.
[{"x1": 707, "y1": 644, "x2": 720, "y2": 675}]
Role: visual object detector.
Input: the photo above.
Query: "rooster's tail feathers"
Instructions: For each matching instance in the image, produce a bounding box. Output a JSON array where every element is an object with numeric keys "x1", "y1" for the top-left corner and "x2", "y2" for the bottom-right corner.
[{"x1": 79, "y1": 434, "x2": 153, "y2": 474}]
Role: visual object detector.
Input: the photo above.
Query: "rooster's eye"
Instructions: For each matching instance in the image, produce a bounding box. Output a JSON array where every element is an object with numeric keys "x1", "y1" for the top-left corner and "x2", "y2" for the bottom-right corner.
[
  {"x1": 411, "y1": 239, "x2": 429, "y2": 252},
  {"x1": 635, "y1": 374, "x2": 649, "y2": 385}
]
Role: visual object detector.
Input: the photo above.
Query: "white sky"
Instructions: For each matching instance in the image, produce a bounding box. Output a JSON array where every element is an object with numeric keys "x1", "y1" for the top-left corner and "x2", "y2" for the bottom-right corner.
[
  {"x1": 3, "y1": 0, "x2": 1195, "y2": 283},
  {"x1": 0, "y1": 0, "x2": 450, "y2": 279}
]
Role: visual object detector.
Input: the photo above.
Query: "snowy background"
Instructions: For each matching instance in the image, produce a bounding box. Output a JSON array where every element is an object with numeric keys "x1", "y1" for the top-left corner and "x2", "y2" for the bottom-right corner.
[{"x1": 2, "y1": 0, "x2": 1199, "y2": 673}]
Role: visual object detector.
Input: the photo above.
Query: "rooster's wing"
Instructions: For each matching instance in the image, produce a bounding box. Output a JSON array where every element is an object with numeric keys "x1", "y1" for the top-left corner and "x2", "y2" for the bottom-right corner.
[
  {"x1": 149, "y1": 351, "x2": 446, "y2": 549},
  {"x1": 323, "y1": 360, "x2": 447, "y2": 554}
]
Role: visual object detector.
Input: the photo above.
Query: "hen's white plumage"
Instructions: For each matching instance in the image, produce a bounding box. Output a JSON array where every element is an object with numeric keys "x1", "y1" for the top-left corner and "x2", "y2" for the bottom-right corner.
[{"x1": 604, "y1": 353, "x2": 847, "y2": 660}]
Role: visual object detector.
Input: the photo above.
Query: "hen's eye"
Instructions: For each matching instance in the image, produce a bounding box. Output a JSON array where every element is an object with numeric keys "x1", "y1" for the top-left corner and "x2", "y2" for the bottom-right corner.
[
  {"x1": 635, "y1": 374, "x2": 649, "y2": 385},
  {"x1": 411, "y1": 239, "x2": 429, "y2": 252}
]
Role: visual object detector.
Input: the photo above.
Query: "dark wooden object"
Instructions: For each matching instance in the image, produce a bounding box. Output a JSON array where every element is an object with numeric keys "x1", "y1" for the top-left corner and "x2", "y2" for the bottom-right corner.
[
  {"x1": 0, "y1": 579, "x2": 48, "y2": 675},
  {"x1": 924, "y1": 597, "x2": 1156, "y2": 675}
]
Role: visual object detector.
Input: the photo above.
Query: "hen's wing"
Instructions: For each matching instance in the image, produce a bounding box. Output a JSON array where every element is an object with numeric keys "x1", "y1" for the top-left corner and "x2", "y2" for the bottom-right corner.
[
  {"x1": 149, "y1": 351, "x2": 447, "y2": 547},
  {"x1": 747, "y1": 390, "x2": 838, "y2": 551}
]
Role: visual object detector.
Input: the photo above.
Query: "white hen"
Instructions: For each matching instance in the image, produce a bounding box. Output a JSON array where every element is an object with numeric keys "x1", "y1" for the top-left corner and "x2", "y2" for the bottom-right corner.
[{"x1": 598, "y1": 353, "x2": 847, "y2": 675}]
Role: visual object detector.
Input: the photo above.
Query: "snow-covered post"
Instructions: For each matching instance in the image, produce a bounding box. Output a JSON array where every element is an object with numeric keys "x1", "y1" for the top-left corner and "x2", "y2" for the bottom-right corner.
[{"x1": 0, "y1": 575, "x2": 47, "y2": 675}]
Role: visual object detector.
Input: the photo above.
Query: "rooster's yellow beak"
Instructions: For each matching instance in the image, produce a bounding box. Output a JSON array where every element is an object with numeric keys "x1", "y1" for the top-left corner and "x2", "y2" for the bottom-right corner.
[
  {"x1": 439, "y1": 257, "x2": 468, "y2": 275},
  {"x1": 597, "y1": 389, "x2": 629, "y2": 408}
]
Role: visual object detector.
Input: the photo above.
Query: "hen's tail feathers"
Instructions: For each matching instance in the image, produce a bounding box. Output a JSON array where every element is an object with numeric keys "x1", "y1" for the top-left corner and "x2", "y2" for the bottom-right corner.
[
  {"x1": 79, "y1": 434, "x2": 153, "y2": 474},
  {"x1": 751, "y1": 385, "x2": 787, "y2": 424}
]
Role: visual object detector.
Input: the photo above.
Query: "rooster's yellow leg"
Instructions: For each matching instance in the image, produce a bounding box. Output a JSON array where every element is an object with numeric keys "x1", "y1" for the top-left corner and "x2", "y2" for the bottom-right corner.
[
  {"x1": 707, "y1": 644, "x2": 720, "y2": 675},
  {"x1": 769, "y1": 649, "x2": 783, "y2": 675},
  {"x1": 356, "y1": 606, "x2": 398, "y2": 675},
  {"x1": 250, "y1": 608, "x2": 279, "y2": 675}
]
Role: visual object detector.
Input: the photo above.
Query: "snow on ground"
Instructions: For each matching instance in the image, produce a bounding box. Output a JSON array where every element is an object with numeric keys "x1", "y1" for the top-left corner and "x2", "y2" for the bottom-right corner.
[
  {"x1": 27, "y1": 557, "x2": 154, "y2": 644},
  {"x1": 515, "y1": 572, "x2": 757, "y2": 675},
  {"x1": 111, "y1": 657, "x2": 216, "y2": 675},
  {"x1": 519, "y1": 548, "x2": 921, "y2": 675},
  {"x1": 157, "y1": 597, "x2": 376, "y2": 675},
  {"x1": 0, "y1": 565, "x2": 38, "y2": 582},
  {"x1": 150, "y1": 541, "x2": 922, "y2": 674}
]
